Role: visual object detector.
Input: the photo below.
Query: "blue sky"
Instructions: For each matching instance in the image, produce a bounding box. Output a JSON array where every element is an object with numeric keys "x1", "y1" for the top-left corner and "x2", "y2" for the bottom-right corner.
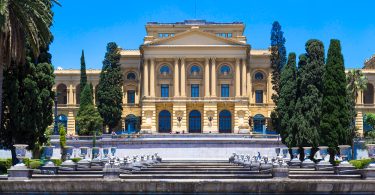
[{"x1": 50, "y1": 0, "x2": 375, "y2": 69}]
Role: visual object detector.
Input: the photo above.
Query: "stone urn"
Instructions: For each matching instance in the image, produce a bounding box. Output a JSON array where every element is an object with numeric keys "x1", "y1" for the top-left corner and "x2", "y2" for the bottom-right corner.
[
  {"x1": 289, "y1": 147, "x2": 301, "y2": 167},
  {"x1": 338, "y1": 145, "x2": 351, "y2": 165},
  {"x1": 8, "y1": 144, "x2": 33, "y2": 180},
  {"x1": 91, "y1": 147, "x2": 102, "y2": 168},
  {"x1": 101, "y1": 148, "x2": 110, "y2": 164},
  {"x1": 301, "y1": 147, "x2": 315, "y2": 168},
  {"x1": 316, "y1": 146, "x2": 332, "y2": 170},
  {"x1": 77, "y1": 147, "x2": 91, "y2": 169},
  {"x1": 43, "y1": 145, "x2": 55, "y2": 166},
  {"x1": 362, "y1": 144, "x2": 375, "y2": 179},
  {"x1": 60, "y1": 146, "x2": 77, "y2": 171},
  {"x1": 275, "y1": 147, "x2": 281, "y2": 157}
]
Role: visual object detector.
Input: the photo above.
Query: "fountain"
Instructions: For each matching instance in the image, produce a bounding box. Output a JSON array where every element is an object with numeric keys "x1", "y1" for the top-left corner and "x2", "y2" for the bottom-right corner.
[
  {"x1": 8, "y1": 144, "x2": 33, "y2": 180},
  {"x1": 301, "y1": 147, "x2": 315, "y2": 168}
]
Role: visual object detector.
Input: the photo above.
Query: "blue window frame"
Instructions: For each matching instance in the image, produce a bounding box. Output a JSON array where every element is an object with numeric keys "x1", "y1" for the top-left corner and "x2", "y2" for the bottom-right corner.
[
  {"x1": 221, "y1": 84, "x2": 230, "y2": 97},
  {"x1": 219, "y1": 110, "x2": 232, "y2": 133},
  {"x1": 125, "y1": 114, "x2": 138, "y2": 133},
  {"x1": 189, "y1": 110, "x2": 201, "y2": 133},
  {"x1": 127, "y1": 90, "x2": 135, "y2": 104},
  {"x1": 127, "y1": 73, "x2": 136, "y2": 80},
  {"x1": 160, "y1": 65, "x2": 170, "y2": 74},
  {"x1": 255, "y1": 72, "x2": 264, "y2": 80},
  {"x1": 57, "y1": 115, "x2": 68, "y2": 130},
  {"x1": 161, "y1": 84, "x2": 169, "y2": 97},
  {"x1": 191, "y1": 84, "x2": 199, "y2": 97},
  {"x1": 255, "y1": 90, "x2": 263, "y2": 103},
  {"x1": 191, "y1": 65, "x2": 200, "y2": 74},
  {"x1": 253, "y1": 114, "x2": 265, "y2": 133},
  {"x1": 220, "y1": 65, "x2": 230, "y2": 74},
  {"x1": 158, "y1": 110, "x2": 171, "y2": 133}
]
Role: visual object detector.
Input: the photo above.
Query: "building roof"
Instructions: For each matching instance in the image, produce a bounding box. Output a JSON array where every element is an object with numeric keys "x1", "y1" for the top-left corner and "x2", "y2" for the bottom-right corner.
[
  {"x1": 120, "y1": 49, "x2": 141, "y2": 56},
  {"x1": 147, "y1": 20, "x2": 243, "y2": 26},
  {"x1": 364, "y1": 54, "x2": 375, "y2": 69}
]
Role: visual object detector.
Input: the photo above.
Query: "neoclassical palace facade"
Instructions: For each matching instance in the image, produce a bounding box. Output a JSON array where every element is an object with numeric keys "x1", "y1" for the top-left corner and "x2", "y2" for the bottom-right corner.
[{"x1": 54, "y1": 20, "x2": 369, "y2": 136}]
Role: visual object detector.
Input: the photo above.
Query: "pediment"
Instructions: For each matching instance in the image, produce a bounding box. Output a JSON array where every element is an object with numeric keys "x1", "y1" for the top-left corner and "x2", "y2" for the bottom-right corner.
[{"x1": 147, "y1": 30, "x2": 246, "y2": 46}]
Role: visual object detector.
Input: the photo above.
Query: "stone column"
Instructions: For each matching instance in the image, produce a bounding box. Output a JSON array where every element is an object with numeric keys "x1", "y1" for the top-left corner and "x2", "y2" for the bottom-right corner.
[
  {"x1": 205, "y1": 58, "x2": 210, "y2": 97},
  {"x1": 69, "y1": 84, "x2": 74, "y2": 105},
  {"x1": 174, "y1": 58, "x2": 180, "y2": 97},
  {"x1": 211, "y1": 57, "x2": 217, "y2": 97},
  {"x1": 235, "y1": 58, "x2": 241, "y2": 97},
  {"x1": 241, "y1": 58, "x2": 247, "y2": 97},
  {"x1": 180, "y1": 58, "x2": 186, "y2": 97},
  {"x1": 150, "y1": 58, "x2": 155, "y2": 97},
  {"x1": 143, "y1": 59, "x2": 149, "y2": 97},
  {"x1": 93, "y1": 85, "x2": 96, "y2": 104}
]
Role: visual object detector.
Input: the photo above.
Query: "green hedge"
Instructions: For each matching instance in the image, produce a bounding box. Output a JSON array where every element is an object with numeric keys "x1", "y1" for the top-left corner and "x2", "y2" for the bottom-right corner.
[
  {"x1": 50, "y1": 159, "x2": 62, "y2": 166},
  {"x1": 29, "y1": 160, "x2": 42, "y2": 169},
  {"x1": 349, "y1": 159, "x2": 374, "y2": 169},
  {"x1": 0, "y1": 159, "x2": 12, "y2": 174},
  {"x1": 71, "y1": 157, "x2": 82, "y2": 163}
]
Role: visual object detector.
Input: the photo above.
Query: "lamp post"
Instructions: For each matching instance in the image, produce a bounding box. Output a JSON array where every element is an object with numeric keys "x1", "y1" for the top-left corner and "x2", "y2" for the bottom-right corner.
[{"x1": 53, "y1": 93, "x2": 59, "y2": 135}]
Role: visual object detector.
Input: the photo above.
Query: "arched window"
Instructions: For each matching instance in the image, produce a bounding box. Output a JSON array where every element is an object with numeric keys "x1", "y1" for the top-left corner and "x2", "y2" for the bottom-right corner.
[
  {"x1": 190, "y1": 65, "x2": 200, "y2": 74},
  {"x1": 125, "y1": 114, "x2": 139, "y2": 133},
  {"x1": 220, "y1": 65, "x2": 230, "y2": 75},
  {"x1": 253, "y1": 114, "x2": 265, "y2": 133},
  {"x1": 219, "y1": 110, "x2": 232, "y2": 133},
  {"x1": 255, "y1": 72, "x2": 264, "y2": 80},
  {"x1": 158, "y1": 110, "x2": 171, "y2": 133},
  {"x1": 127, "y1": 72, "x2": 136, "y2": 80},
  {"x1": 160, "y1": 65, "x2": 170, "y2": 74},
  {"x1": 56, "y1": 84, "x2": 67, "y2": 104},
  {"x1": 189, "y1": 110, "x2": 202, "y2": 133},
  {"x1": 57, "y1": 114, "x2": 68, "y2": 130},
  {"x1": 364, "y1": 83, "x2": 374, "y2": 104}
]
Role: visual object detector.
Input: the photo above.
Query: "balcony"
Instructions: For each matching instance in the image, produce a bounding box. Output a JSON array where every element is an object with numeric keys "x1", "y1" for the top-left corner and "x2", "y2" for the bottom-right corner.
[{"x1": 142, "y1": 96, "x2": 248, "y2": 103}]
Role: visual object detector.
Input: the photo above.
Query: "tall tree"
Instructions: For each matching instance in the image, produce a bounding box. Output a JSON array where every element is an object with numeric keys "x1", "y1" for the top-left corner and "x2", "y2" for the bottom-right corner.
[
  {"x1": 270, "y1": 21, "x2": 287, "y2": 104},
  {"x1": 294, "y1": 40, "x2": 325, "y2": 149},
  {"x1": 277, "y1": 53, "x2": 297, "y2": 148},
  {"x1": 320, "y1": 40, "x2": 351, "y2": 153},
  {"x1": 80, "y1": 50, "x2": 87, "y2": 92},
  {"x1": 0, "y1": 0, "x2": 59, "y2": 126},
  {"x1": 97, "y1": 42, "x2": 123, "y2": 133},
  {"x1": 1, "y1": 47, "x2": 55, "y2": 164},
  {"x1": 76, "y1": 83, "x2": 103, "y2": 136}
]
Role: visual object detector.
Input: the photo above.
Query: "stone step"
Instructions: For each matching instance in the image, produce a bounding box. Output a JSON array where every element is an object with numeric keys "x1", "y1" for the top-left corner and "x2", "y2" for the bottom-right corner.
[
  {"x1": 141, "y1": 167, "x2": 251, "y2": 171},
  {"x1": 288, "y1": 174, "x2": 362, "y2": 179},
  {"x1": 58, "y1": 170, "x2": 103, "y2": 174},
  {"x1": 32, "y1": 174, "x2": 103, "y2": 179},
  {"x1": 132, "y1": 170, "x2": 259, "y2": 174},
  {"x1": 151, "y1": 165, "x2": 240, "y2": 168},
  {"x1": 289, "y1": 170, "x2": 334, "y2": 175},
  {"x1": 119, "y1": 174, "x2": 272, "y2": 179},
  {"x1": 289, "y1": 168, "x2": 316, "y2": 171},
  {"x1": 162, "y1": 160, "x2": 228, "y2": 163}
]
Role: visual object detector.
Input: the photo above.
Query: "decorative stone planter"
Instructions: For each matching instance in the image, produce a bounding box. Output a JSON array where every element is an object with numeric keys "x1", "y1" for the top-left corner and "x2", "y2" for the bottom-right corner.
[
  {"x1": 335, "y1": 145, "x2": 355, "y2": 174},
  {"x1": 8, "y1": 144, "x2": 33, "y2": 180},
  {"x1": 77, "y1": 147, "x2": 91, "y2": 170},
  {"x1": 362, "y1": 144, "x2": 375, "y2": 179},
  {"x1": 60, "y1": 146, "x2": 77, "y2": 171},
  {"x1": 301, "y1": 147, "x2": 315, "y2": 168},
  {"x1": 289, "y1": 147, "x2": 301, "y2": 167},
  {"x1": 110, "y1": 147, "x2": 117, "y2": 157},
  {"x1": 41, "y1": 146, "x2": 58, "y2": 174},
  {"x1": 316, "y1": 146, "x2": 333, "y2": 171},
  {"x1": 91, "y1": 147, "x2": 102, "y2": 168},
  {"x1": 101, "y1": 148, "x2": 110, "y2": 164}
]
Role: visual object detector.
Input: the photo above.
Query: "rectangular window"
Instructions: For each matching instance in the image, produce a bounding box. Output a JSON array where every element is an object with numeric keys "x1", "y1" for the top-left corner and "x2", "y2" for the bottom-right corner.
[
  {"x1": 161, "y1": 84, "x2": 169, "y2": 97},
  {"x1": 127, "y1": 90, "x2": 135, "y2": 104},
  {"x1": 227, "y1": 33, "x2": 232, "y2": 38},
  {"x1": 221, "y1": 84, "x2": 230, "y2": 97},
  {"x1": 191, "y1": 84, "x2": 199, "y2": 97},
  {"x1": 158, "y1": 33, "x2": 163, "y2": 38},
  {"x1": 255, "y1": 90, "x2": 263, "y2": 103}
]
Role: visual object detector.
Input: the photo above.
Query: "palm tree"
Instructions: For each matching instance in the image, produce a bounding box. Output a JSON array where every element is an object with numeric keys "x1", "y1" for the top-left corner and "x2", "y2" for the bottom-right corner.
[
  {"x1": 0, "y1": 0, "x2": 59, "y2": 124},
  {"x1": 347, "y1": 69, "x2": 368, "y2": 102}
]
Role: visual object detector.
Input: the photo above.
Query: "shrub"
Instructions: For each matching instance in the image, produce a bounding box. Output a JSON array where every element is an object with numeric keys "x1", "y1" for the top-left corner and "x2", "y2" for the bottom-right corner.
[
  {"x1": 29, "y1": 160, "x2": 42, "y2": 169},
  {"x1": 71, "y1": 157, "x2": 82, "y2": 163},
  {"x1": 350, "y1": 159, "x2": 374, "y2": 169},
  {"x1": 0, "y1": 159, "x2": 12, "y2": 174},
  {"x1": 23, "y1": 158, "x2": 30, "y2": 167},
  {"x1": 50, "y1": 159, "x2": 62, "y2": 166}
]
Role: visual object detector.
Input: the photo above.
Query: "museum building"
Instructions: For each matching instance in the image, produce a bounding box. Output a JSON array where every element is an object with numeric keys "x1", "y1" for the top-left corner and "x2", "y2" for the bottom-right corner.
[{"x1": 53, "y1": 20, "x2": 368, "y2": 136}]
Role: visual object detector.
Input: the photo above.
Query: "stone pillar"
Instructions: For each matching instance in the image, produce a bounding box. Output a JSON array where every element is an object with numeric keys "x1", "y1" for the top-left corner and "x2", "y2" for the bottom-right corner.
[
  {"x1": 69, "y1": 84, "x2": 74, "y2": 105},
  {"x1": 235, "y1": 58, "x2": 241, "y2": 97},
  {"x1": 356, "y1": 111, "x2": 364, "y2": 137},
  {"x1": 267, "y1": 72, "x2": 272, "y2": 103},
  {"x1": 211, "y1": 58, "x2": 217, "y2": 97},
  {"x1": 205, "y1": 58, "x2": 210, "y2": 97},
  {"x1": 143, "y1": 59, "x2": 149, "y2": 97},
  {"x1": 180, "y1": 58, "x2": 186, "y2": 97},
  {"x1": 150, "y1": 58, "x2": 155, "y2": 97},
  {"x1": 67, "y1": 111, "x2": 75, "y2": 135},
  {"x1": 93, "y1": 85, "x2": 96, "y2": 104},
  {"x1": 174, "y1": 58, "x2": 180, "y2": 97},
  {"x1": 247, "y1": 61, "x2": 251, "y2": 102},
  {"x1": 241, "y1": 58, "x2": 247, "y2": 97}
]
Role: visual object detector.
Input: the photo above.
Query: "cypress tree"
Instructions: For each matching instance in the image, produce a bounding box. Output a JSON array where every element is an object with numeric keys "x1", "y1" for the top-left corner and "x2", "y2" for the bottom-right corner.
[
  {"x1": 80, "y1": 50, "x2": 87, "y2": 92},
  {"x1": 270, "y1": 21, "x2": 287, "y2": 104},
  {"x1": 97, "y1": 42, "x2": 123, "y2": 133},
  {"x1": 76, "y1": 83, "x2": 103, "y2": 135},
  {"x1": 294, "y1": 40, "x2": 325, "y2": 149},
  {"x1": 320, "y1": 40, "x2": 351, "y2": 150},
  {"x1": 277, "y1": 53, "x2": 297, "y2": 148}
]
